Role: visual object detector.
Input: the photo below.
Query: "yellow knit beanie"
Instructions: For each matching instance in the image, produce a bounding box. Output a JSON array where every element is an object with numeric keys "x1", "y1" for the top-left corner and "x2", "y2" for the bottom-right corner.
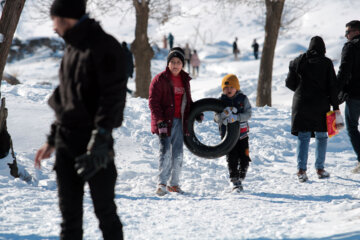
[{"x1": 221, "y1": 74, "x2": 240, "y2": 91}]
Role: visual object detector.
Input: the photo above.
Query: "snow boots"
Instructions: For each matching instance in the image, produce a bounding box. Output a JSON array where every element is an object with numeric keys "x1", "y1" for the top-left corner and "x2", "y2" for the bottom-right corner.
[
  {"x1": 231, "y1": 178, "x2": 243, "y2": 192},
  {"x1": 297, "y1": 169, "x2": 330, "y2": 182},
  {"x1": 156, "y1": 184, "x2": 184, "y2": 196},
  {"x1": 351, "y1": 162, "x2": 360, "y2": 174},
  {"x1": 155, "y1": 184, "x2": 167, "y2": 196},
  {"x1": 316, "y1": 169, "x2": 330, "y2": 179},
  {"x1": 167, "y1": 185, "x2": 184, "y2": 194},
  {"x1": 297, "y1": 169, "x2": 308, "y2": 182}
]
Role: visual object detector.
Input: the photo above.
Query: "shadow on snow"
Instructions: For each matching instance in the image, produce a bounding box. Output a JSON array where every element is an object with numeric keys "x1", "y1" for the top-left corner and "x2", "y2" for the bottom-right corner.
[
  {"x1": 0, "y1": 234, "x2": 58, "y2": 240},
  {"x1": 245, "y1": 230, "x2": 360, "y2": 240},
  {"x1": 250, "y1": 192, "x2": 358, "y2": 203}
]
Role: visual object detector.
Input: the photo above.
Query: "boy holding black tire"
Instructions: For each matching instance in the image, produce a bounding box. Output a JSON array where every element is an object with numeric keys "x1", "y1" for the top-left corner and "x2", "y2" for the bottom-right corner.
[{"x1": 215, "y1": 74, "x2": 252, "y2": 192}]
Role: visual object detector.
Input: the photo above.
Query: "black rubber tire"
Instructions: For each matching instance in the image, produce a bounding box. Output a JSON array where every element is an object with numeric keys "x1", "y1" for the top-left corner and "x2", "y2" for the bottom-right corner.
[{"x1": 184, "y1": 98, "x2": 240, "y2": 159}]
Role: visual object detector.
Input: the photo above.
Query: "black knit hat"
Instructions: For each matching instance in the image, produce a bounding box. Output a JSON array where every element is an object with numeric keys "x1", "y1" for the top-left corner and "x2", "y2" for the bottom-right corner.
[
  {"x1": 167, "y1": 47, "x2": 185, "y2": 66},
  {"x1": 50, "y1": 0, "x2": 86, "y2": 19}
]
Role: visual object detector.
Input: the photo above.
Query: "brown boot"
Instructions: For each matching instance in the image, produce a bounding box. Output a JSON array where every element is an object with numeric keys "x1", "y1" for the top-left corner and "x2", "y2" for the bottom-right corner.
[
  {"x1": 316, "y1": 169, "x2": 330, "y2": 179},
  {"x1": 155, "y1": 184, "x2": 167, "y2": 196},
  {"x1": 166, "y1": 185, "x2": 184, "y2": 194},
  {"x1": 297, "y1": 169, "x2": 308, "y2": 182}
]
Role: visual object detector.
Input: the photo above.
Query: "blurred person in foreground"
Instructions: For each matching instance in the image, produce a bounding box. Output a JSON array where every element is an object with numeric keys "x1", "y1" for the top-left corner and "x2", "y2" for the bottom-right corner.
[
  {"x1": 337, "y1": 20, "x2": 360, "y2": 173},
  {"x1": 34, "y1": 0, "x2": 126, "y2": 239}
]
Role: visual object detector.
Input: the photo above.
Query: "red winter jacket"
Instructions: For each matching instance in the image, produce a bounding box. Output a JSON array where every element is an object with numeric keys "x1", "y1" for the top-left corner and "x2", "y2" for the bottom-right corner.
[{"x1": 149, "y1": 67, "x2": 193, "y2": 136}]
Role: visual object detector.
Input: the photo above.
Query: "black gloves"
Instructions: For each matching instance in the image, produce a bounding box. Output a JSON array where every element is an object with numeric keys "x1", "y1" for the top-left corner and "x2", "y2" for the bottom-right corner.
[
  {"x1": 338, "y1": 90, "x2": 349, "y2": 105},
  {"x1": 195, "y1": 113, "x2": 204, "y2": 123},
  {"x1": 157, "y1": 121, "x2": 168, "y2": 138},
  {"x1": 75, "y1": 128, "x2": 114, "y2": 181}
]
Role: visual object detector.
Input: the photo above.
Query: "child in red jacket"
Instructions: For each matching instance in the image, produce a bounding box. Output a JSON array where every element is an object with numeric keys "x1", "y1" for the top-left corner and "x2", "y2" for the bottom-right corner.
[{"x1": 149, "y1": 47, "x2": 194, "y2": 196}]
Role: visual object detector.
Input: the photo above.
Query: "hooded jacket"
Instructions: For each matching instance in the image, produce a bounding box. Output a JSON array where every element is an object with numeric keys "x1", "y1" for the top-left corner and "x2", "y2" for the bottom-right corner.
[{"x1": 285, "y1": 36, "x2": 339, "y2": 136}]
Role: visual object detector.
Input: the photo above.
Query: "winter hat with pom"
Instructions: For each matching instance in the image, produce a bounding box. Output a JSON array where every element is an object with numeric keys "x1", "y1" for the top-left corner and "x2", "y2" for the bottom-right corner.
[
  {"x1": 167, "y1": 47, "x2": 185, "y2": 66},
  {"x1": 50, "y1": 0, "x2": 86, "y2": 19},
  {"x1": 221, "y1": 74, "x2": 240, "y2": 91}
]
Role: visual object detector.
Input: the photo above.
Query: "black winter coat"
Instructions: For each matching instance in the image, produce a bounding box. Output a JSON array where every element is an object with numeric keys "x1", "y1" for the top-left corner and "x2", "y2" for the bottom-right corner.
[
  {"x1": 123, "y1": 46, "x2": 134, "y2": 78},
  {"x1": 286, "y1": 44, "x2": 339, "y2": 136},
  {"x1": 337, "y1": 35, "x2": 360, "y2": 99},
  {"x1": 48, "y1": 18, "x2": 127, "y2": 144}
]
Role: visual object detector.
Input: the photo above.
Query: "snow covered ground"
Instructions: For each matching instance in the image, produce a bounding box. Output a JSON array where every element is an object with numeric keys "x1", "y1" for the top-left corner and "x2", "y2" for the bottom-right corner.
[{"x1": 1, "y1": 0, "x2": 360, "y2": 239}]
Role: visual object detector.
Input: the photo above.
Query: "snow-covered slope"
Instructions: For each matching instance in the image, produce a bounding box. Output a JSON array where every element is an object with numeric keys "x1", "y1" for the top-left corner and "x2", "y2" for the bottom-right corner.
[{"x1": 1, "y1": 0, "x2": 360, "y2": 239}]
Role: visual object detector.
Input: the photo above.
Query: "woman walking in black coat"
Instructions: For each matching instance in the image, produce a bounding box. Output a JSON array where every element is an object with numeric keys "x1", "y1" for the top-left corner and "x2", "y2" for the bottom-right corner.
[{"x1": 285, "y1": 36, "x2": 339, "y2": 182}]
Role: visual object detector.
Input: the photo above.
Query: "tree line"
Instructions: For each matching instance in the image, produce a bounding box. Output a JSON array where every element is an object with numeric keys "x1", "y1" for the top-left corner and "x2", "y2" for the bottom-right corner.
[{"x1": 0, "y1": 0, "x2": 292, "y2": 168}]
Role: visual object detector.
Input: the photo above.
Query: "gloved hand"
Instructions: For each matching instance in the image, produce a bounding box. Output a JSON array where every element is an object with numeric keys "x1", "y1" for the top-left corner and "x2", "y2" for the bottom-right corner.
[
  {"x1": 221, "y1": 107, "x2": 238, "y2": 125},
  {"x1": 195, "y1": 113, "x2": 204, "y2": 123},
  {"x1": 220, "y1": 107, "x2": 232, "y2": 120},
  {"x1": 227, "y1": 112, "x2": 239, "y2": 123},
  {"x1": 75, "y1": 128, "x2": 114, "y2": 181},
  {"x1": 338, "y1": 90, "x2": 349, "y2": 104},
  {"x1": 157, "y1": 121, "x2": 168, "y2": 138}
]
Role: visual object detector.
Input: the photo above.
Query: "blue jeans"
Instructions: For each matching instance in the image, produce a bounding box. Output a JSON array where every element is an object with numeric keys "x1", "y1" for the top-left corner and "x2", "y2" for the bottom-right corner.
[
  {"x1": 158, "y1": 118, "x2": 183, "y2": 186},
  {"x1": 296, "y1": 132, "x2": 328, "y2": 171},
  {"x1": 345, "y1": 99, "x2": 360, "y2": 161}
]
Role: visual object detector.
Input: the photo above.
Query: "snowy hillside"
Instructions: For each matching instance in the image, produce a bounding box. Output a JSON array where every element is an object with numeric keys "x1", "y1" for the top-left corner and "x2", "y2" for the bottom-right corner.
[{"x1": 1, "y1": 0, "x2": 360, "y2": 239}]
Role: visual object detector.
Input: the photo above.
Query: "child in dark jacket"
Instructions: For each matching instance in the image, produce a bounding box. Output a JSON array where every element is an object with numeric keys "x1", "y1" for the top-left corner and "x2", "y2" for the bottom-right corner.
[{"x1": 215, "y1": 74, "x2": 252, "y2": 192}]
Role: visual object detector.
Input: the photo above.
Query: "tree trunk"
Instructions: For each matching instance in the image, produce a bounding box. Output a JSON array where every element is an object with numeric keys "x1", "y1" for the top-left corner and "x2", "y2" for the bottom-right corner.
[
  {"x1": 131, "y1": 0, "x2": 154, "y2": 99},
  {"x1": 0, "y1": 98, "x2": 10, "y2": 158},
  {"x1": 0, "y1": 0, "x2": 26, "y2": 92},
  {"x1": 256, "y1": 0, "x2": 285, "y2": 107},
  {"x1": 0, "y1": 0, "x2": 26, "y2": 158}
]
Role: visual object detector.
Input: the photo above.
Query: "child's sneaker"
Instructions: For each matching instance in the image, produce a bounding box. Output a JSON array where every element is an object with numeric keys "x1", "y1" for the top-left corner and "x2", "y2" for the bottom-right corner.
[
  {"x1": 351, "y1": 162, "x2": 360, "y2": 174},
  {"x1": 232, "y1": 180, "x2": 243, "y2": 192},
  {"x1": 297, "y1": 169, "x2": 308, "y2": 183},
  {"x1": 239, "y1": 165, "x2": 249, "y2": 181},
  {"x1": 167, "y1": 185, "x2": 184, "y2": 194},
  {"x1": 316, "y1": 169, "x2": 330, "y2": 179},
  {"x1": 155, "y1": 184, "x2": 167, "y2": 196}
]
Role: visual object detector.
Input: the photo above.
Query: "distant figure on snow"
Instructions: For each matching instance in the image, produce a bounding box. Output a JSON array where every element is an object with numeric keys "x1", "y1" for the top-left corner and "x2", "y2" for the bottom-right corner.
[
  {"x1": 168, "y1": 33, "x2": 174, "y2": 49},
  {"x1": 122, "y1": 41, "x2": 134, "y2": 95},
  {"x1": 163, "y1": 35, "x2": 167, "y2": 49},
  {"x1": 252, "y1": 39, "x2": 259, "y2": 60},
  {"x1": 233, "y1": 37, "x2": 240, "y2": 60},
  {"x1": 285, "y1": 36, "x2": 339, "y2": 183},
  {"x1": 184, "y1": 43, "x2": 191, "y2": 73},
  {"x1": 190, "y1": 49, "x2": 200, "y2": 78}
]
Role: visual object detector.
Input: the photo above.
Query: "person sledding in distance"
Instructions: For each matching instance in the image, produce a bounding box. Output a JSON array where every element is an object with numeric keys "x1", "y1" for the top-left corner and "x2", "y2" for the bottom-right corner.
[
  {"x1": 149, "y1": 47, "x2": 203, "y2": 196},
  {"x1": 214, "y1": 74, "x2": 252, "y2": 192}
]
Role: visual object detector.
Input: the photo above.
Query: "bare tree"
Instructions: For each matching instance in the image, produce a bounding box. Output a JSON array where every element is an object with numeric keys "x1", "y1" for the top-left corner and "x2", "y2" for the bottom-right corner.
[
  {"x1": 32, "y1": 0, "x2": 177, "y2": 99},
  {"x1": 131, "y1": 0, "x2": 154, "y2": 98},
  {"x1": 217, "y1": 0, "x2": 313, "y2": 107},
  {"x1": 256, "y1": 0, "x2": 285, "y2": 107},
  {"x1": 0, "y1": 0, "x2": 26, "y2": 158}
]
